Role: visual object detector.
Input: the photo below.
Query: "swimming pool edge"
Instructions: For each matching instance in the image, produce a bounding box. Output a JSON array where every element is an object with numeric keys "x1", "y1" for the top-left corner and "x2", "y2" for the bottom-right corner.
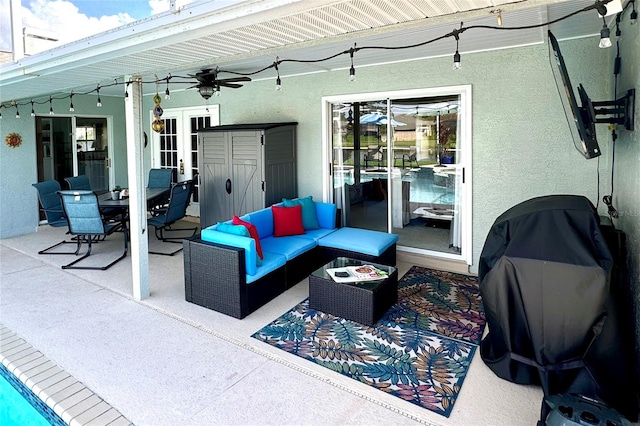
[{"x1": 0, "y1": 323, "x2": 133, "y2": 426}]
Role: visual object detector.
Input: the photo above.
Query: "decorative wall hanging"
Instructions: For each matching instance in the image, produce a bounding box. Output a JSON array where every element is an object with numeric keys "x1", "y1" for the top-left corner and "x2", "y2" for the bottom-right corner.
[
  {"x1": 151, "y1": 83, "x2": 165, "y2": 133},
  {"x1": 5, "y1": 132, "x2": 22, "y2": 148}
]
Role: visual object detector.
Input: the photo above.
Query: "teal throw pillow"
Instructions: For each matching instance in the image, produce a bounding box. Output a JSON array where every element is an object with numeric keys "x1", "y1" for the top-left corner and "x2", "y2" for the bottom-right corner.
[
  {"x1": 216, "y1": 222, "x2": 262, "y2": 266},
  {"x1": 283, "y1": 196, "x2": 319, "y2": 230}
]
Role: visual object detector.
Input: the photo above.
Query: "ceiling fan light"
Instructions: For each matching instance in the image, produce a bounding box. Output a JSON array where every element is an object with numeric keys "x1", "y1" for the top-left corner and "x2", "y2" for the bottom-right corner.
[{"x1": 198, "y1": 85, "x2": 214, "y2": 100}]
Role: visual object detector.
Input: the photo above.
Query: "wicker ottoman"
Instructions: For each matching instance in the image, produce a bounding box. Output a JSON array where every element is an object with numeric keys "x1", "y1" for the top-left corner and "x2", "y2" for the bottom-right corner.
[{"x1": 308, "y1": 257, "x2": 398, "y2": 326}]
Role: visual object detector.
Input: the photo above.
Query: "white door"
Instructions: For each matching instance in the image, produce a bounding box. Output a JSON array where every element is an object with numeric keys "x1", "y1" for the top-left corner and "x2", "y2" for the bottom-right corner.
[{"x1": 152, "y1": 106, "x2": 219, "y2": 217}]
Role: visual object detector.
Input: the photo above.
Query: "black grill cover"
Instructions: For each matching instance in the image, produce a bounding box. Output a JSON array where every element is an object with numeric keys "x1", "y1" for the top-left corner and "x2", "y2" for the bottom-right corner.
[{"x1": 478, "y1": 195, "x2": 637, "y2": 421}]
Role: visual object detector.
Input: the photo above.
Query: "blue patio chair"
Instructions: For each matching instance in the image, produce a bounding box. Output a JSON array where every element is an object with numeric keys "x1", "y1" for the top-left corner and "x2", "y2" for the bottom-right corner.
[
  {"x1": 64, "y1": 175, "x2": 92, "y2": 190},
  {"x1": 58, "y1": 190, "x2": 128, "y2": 270},
  {"x1": 32, "y1": 180, "x2": 78, "y2": 255},
  {"x1": 65, "y1": 175, "x2": 125, "y2": 221},
  {"x1": 147, "y1": 168, "x2": 173, "y2": 213},
  {"x1": 148, "y1": 180, "x2": 198, "y2": 256}
]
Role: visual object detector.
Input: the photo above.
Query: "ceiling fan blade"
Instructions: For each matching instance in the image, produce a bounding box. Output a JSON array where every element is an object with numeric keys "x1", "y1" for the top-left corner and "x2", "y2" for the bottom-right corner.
[
  {"x1": 218, "y1": 82, "x2": 244, "y2": 88},
  {"x1": 218, "y1": 76, "x2": 251, "y2": 83}
]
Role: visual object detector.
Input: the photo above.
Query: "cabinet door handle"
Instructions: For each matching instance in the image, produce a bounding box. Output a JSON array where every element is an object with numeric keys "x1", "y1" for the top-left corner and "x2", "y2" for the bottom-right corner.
[{"x1": 226, "y1": 179, "x2": 232, "y2": 194}]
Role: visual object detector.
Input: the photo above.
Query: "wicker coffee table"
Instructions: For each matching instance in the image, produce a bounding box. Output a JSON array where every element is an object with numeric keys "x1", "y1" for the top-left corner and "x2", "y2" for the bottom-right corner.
[{"x1": 308, "y1": 257, "x2": 398, "y2": 326}]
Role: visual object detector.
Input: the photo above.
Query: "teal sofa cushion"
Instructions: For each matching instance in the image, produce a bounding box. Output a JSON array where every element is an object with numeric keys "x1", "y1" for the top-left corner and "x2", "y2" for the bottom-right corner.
[
  {"x1": 246, "y1": 207, "x2": 274, "y2": 239},
  {"x1": 318, "y1": 227, "x2": 398, "y2": 256},
  {"x1": 315, "y1": 202, "x2": 337, "y2": 229},
  {"x1": 201, "y1": 225, "x2": 258, "y2": 275},
  {"x1": 260, "y1": 235, "x2": 317, "y2": 260}
]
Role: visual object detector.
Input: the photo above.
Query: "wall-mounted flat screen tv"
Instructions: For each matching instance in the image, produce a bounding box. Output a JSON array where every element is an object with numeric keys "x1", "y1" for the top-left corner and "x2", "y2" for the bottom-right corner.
[{"x1": 548, "y1": 31, "x2": 601, "y2": 159}]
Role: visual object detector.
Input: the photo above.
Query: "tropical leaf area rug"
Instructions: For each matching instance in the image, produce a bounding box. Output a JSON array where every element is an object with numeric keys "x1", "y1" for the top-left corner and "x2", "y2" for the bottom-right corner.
[{"x1": 251, "y1": 266, "x2": 486, "y2": 418}]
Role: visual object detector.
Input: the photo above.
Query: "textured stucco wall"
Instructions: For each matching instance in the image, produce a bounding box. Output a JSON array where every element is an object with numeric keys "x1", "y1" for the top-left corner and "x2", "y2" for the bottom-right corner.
[{"x1": 0, "y1": 112, "x2": 39, "y2": 237}]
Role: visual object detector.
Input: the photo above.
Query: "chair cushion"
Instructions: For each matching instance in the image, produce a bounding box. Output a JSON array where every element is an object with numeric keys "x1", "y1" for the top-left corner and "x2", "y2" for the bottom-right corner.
[
  {"x1": 318, "y1": 227, "x2": 398, "y2": 256},
  {"x1": 283, "y1": 196, "x2": 319, "y2": 230},
  {"x1": 232, "y1": 215, "x2": 264, "y2": 259},
  {"x1": 272, "y1": 205, "x2": 305, "y2": 237}
]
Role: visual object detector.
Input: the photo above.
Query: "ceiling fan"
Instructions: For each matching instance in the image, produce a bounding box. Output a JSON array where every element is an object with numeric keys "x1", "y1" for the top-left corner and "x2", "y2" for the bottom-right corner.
[{"x1": 188, "y1": 68, "x2": 251, "y2": 99}]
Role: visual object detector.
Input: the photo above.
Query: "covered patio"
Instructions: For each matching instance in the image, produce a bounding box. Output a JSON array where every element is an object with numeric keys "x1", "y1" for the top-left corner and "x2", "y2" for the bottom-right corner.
[{"x1": 0, "y1": 223, "x2": 543, "y2": 425}]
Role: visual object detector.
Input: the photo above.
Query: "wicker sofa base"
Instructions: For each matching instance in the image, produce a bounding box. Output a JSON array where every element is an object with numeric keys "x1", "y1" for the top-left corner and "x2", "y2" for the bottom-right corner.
[{"x1": 184, "y1": 236, "x2": 397, "y2": 319}]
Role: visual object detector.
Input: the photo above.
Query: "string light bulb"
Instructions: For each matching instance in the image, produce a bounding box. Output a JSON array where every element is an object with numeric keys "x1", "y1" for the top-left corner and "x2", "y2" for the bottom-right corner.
[
  {"x1": 275, "y1": 58, "x2": 282, "y2": 91},
  {"x1": 31, "y1": 101, "x2": 35, "y2": 117},
  {"x1": 453, "y1": 30, "x2": 462, "y2": 70},
  {"x1": 124, "y1": 82, "x2": 129, "y2": 98},
  {"x1": 491, "y1": 9, "x2": 503, "y2": 26},
  {"x1": 631, "y1": 0, "x2": 637, "y2": 24},
  {"x1": 49, "y1": 96, "x2": 54, "y2": 115},
  {"x1": 349, "y1": 44, "x2": 356, "y2": 82},
  {"x1": 599, "y1": 17, "x2": 612, "y2": 48},
  {"x1": 15, "y1": 105, "x2": 20, "y2": 119},
  {"x1": 69, "y1": 93, "x2": 75, "y2": 112},
  {"x1": 165, "y1": 76, "x2": 171, "y2": 99},
  {"x1": 96, "y1": 85, "x2": 102, "y2": 107}
]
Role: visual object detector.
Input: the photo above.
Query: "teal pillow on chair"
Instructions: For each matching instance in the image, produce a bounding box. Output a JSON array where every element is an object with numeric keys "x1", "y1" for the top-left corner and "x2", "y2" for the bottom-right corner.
[
  {"x1": 283, "y1": 196, "x2": 319, "y2": 230},
  {"x1": 216, "y1": 223, "x2": 262, "y2": 265}
]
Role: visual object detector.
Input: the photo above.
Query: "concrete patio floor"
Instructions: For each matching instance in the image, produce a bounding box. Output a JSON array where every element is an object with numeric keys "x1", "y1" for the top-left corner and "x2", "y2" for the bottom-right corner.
[{"x1": 0, "y1": 223, "x2": 544, "y2": 425}]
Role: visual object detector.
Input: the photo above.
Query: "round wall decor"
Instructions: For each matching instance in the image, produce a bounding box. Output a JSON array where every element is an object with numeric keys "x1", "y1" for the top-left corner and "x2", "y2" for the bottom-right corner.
[{"x1": 5, "y1": 132, "x2": 22, "y2": 148}]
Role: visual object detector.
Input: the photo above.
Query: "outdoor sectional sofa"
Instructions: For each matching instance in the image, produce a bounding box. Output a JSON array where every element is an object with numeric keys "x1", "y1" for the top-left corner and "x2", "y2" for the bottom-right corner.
[{"x1": 183, "y1": 197, "x2": 398, "y2": 319}]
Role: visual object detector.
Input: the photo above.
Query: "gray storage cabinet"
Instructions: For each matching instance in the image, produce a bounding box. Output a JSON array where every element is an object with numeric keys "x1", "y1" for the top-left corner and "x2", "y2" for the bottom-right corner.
[{"x1": 198, "y1": 122, "x2": 297, "y2": 228}]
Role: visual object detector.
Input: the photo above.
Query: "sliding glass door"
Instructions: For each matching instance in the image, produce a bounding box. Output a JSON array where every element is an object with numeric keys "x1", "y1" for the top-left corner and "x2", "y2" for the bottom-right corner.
[{"x1": 324, "y1": 86, "x2": 472, "y2": 263}]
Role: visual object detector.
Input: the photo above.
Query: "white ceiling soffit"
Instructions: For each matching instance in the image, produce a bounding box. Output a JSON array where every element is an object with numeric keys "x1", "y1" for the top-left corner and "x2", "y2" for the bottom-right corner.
[{"x1": 0, "y1": 0, "x2": 607, "y2": 103}]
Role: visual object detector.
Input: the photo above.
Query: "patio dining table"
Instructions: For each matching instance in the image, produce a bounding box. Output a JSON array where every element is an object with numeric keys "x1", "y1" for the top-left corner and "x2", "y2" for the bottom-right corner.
[
  {"x1": 98, "y1": 187, "x2": 170, "y2": 209},
  {"x1": 98, "y1": 187, "x2": 171, "y2": 228}
]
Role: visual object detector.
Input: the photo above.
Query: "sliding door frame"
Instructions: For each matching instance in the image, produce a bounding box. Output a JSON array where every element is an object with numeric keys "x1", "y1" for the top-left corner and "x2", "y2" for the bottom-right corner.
[{"x1": 321, "y1": 85, "x2": 473, "y2": 264}]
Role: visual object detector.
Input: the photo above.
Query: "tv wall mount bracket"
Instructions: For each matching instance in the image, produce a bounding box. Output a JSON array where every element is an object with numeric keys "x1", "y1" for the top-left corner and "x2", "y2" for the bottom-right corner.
[{"x1": 589, "y1": 89, "x2": 635, "y2": 131}]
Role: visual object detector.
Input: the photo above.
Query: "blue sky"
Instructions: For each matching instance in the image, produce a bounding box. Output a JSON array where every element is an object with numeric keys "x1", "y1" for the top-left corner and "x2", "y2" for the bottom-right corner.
[
  {"x1": 71, "y1": 0, "x2": 154, "y2": 20},
  {"x1": 0, "y1": 0, "x2": 192, "y2": 52}
]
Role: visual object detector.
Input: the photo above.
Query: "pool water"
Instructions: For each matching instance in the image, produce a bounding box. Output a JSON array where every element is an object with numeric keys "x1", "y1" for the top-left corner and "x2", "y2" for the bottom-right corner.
[
  {"x1": 337, "y1": 169, "x2": 456, "y2": 205},
  {"x1": 0, "y1": 364, "x2": 65, "y2": 426}
]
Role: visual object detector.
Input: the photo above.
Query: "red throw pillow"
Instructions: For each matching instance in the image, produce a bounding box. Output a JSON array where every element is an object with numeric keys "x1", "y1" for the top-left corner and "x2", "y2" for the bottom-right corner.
[
  {"x1": 232, "y1": 215, "x2": 264, "y2": 259},
  {"x1": 271, "y1": 205, "x2": 305, "y2": 237}
]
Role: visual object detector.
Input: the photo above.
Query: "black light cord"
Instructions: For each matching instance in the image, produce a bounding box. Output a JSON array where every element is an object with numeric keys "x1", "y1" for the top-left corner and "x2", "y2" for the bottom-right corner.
[{"x1": 0, "y1": 0, "x2": 617, "y2": 108}]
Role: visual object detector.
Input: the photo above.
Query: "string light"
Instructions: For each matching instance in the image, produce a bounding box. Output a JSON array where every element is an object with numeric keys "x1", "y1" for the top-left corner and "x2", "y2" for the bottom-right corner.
[
  {"x1": 349, "y1": 43, "x2": 357, "y2": 82},
  {"x1": 452, "y1": 24, "x2": 463, "y2": 70},
  {"x1": 491, "y1": 9, "x2": 503, "y2": 26},
  {"x1": 15, "y1": 104, "x2": 20, "y2": 119},
  {"x1": 124, "y1": 81, "x2": 129, "y2": 98},
  {"x1": 49, "y1": 96, "x2": 54, "y2": 115},
  {"x1": 275, "y1": 58, "x2": 282, "y2": 91},
  {"x1": 69, "y1": 93, "x2": 75, "y2": 112},
  {"x1": 31, "y1": 101, "x2": 35, "y2": 116},
  {"x1": 631, "y1": 0, "x2": 637, "y2": 24},
  {"x1": 0, "y1": 0, "x2": 622, "y2": 111},
  {"x1": 599, "y1": 17, "x2": 612, "y2": 48},
  {"x1": 96, "y1": 85, "x2": 102, "y2": 107}
]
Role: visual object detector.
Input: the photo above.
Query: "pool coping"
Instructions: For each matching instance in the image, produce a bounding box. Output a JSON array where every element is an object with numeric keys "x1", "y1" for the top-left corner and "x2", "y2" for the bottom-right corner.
[{"x1": 0, "y1": 323, "x2": 133, "y2": 426}]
